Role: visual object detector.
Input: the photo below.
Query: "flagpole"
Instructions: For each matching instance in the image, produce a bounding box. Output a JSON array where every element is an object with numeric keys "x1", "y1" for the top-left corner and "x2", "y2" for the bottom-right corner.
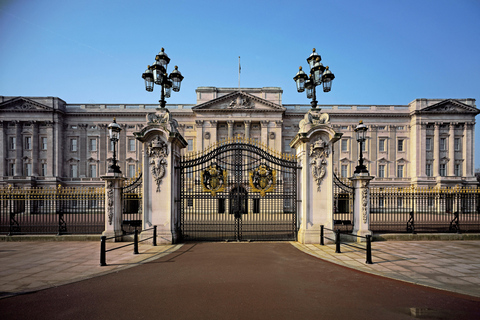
[{"x1": 238, "y1": 56, "x2": 241, "y2": 89}]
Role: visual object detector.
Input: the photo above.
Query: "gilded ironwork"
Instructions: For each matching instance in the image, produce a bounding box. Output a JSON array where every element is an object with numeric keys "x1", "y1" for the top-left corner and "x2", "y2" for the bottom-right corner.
[
  {"x1": 201, "y1": 162, "x2": 227, "y2": 196},
  {"x1": 249, "y1": 164, "x2": 276, "y2": 197}
]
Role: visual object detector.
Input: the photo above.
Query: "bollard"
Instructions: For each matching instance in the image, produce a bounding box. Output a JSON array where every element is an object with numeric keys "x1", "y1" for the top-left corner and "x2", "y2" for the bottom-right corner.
[
  {"x1": 366, "y1": 235, "x2": 373, "y2": 264},
  {"x1": 100, "y1": 236, "x2": 107, "y2": 266},
  {"x1": 153, "y1": 225, "x2": 157, "y2": 246},
  {"x1": 134, "y1": 229, "x2": 139, "y2": 254},
  {"x1": 320, "y1": 225, "x2": 324, "y2": 245},
  {"x1": 335, "y1": 229, "x2": 341, "y2": 253}
]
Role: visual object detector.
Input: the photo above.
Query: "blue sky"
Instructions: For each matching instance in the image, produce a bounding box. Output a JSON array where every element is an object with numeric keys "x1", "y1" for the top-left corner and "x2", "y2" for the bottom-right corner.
[{"x1": 1, "y1": 0, "x2": 479, "y2": 167}]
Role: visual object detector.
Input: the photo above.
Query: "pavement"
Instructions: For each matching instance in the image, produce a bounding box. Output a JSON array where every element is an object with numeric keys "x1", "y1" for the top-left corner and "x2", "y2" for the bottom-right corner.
[
  {"x1": 0, "y1": 237, "x2": 479, "y2": 300},
  {"x1": 0, "y1": 240, "x2": 479, "y2": 320}
]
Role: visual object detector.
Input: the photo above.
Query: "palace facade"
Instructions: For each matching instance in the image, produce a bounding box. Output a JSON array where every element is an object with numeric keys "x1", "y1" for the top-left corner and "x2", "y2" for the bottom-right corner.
[{"x1": 0, "y1": 87, "x2": 478, "y2": 188}]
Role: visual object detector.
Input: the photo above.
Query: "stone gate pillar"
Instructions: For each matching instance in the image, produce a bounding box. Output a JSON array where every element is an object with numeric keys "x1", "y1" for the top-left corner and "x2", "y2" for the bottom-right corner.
[
  {"x1": 290, "y1": 110, "x2": 342, "y2": 244},
  {"x1": 134, "y1": 109, "x2": 187, "y2": 244},
  {"x1": 350, "y1": 173, "x2": 374, "y2": 240},
  {"x1": 101, "y1": 173, "x2": 125, "y2": 241}
]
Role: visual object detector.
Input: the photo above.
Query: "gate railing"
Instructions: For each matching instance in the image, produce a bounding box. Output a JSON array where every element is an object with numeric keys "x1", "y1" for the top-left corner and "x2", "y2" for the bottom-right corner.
[
  {"x1": 370, "y1": 186, "x2": 480, "y2": 233},
  {"x1": 122, "y1": 170, "x2": 143, "y2": 233},
  {"x1": 333, "y1": 171, "x2": 354, "y2": 233},
  {"x1": 1, "y1": 185, "x2": 105, "y2": 235}
]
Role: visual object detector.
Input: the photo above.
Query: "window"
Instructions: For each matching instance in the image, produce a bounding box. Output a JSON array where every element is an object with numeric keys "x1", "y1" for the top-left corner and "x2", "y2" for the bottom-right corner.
[
  {"x1": 397, "y1": 139, "x2": 404, "y2": 152},
  {"x1": 90, "y1": 164, "x2": 97, "y2": 178},
  {"x1": 341, "y1": 139, "x2": 348, "y2": 152},
  {"x1": 454, "y1": 138, "x2": 461, "y2": 151},
  {"x1": 397, "y1": 126, "x2": 404, "y2": 130},
  {"x1": 378, "y1": 165, "x2": 385, "y2": 178},
  {"x1": 25, "y1": 136, "x2": 31, "y2": 150},
  {"x1": 187, "y1": 139, "x2": 194, "y2": 151},
  {"x1": 128, "y1": 138, "x2": 136, "y2": 152},
  {"x1": 41, "y1": 163, "x2": 47, "y2": 176},
  {"x1": 41, "y1": 137, "x2": 48, "y2": 150},
  {"x1": 397, "y1": 164, "x2": 404, "y2": 178},
  {"x1": 90, "y1": 139, "x2": 97, "y2": 151},
  {"x1": 439, "y1": 164, "x2": 446, "y2": 177},
  {"x1": 70, "y1": 164, "x2": 78, "y2": 178},
  {"x1": 454, "y1": 164, "x2": 461, "y2": 177},
  {"x1": 128, "y1": 164, "x2": 136, "y2": 178},
  {"x1": 25, "y1": 163, "x2": 32, "y2": 176},
  {"x1": 440, "y1": 138, "x2": 447, "y2": 151},
  {"x1": 425, "y1": 138, "x2": 432, "y2": 151},
  {"x1": 379, "y1": 139, "x2": 385, "y2": 152},
  {"x1": 9, "y1": 137, "x2": 16, "y2": 150},
  {"x1": 426, "y1": 164, "x2": 432, "y2": 177},
  {"x1": 71, "y1": 139, "x2": 77, "y2": 152},
  {"x1": 341, "y1": 165, "x2": 348, "y2": 178},
  {"x1": 9, "y1": 163, "x2": 15, "y2": 176}
]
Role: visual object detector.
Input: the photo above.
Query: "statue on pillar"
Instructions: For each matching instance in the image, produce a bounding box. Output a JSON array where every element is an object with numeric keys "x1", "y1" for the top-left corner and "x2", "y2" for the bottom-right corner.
[
  {"x1": 310, "y1": 138, "x2": 329, "y2": 191},
  {"x1": 147, "y1": 136, "x2": 168, "y2": 192}
]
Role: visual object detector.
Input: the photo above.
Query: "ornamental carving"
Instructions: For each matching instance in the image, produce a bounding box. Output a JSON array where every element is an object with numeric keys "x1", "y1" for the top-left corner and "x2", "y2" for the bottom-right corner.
[
  {"x1": 249, "y1": 163, "x2": 276, "y2": 197},
  {"x1": 310, "y1": 138, "x2": 329, "y2": 191},
  {"x1": 228, "y1": 96, "x2": 254, "y2": 109},
  {"x1": 361, "y1": 180, "x2": 370, "y2": 223},
  {"x1": 107, "y1": 181, "x2": 114, "y2": 225},
  {"x1": 299, "y1": 110, "x2": 330, "y2": 132},
  {"x1": 147, "y1": 109, "x2": 178, "y2": 132},
  {"x1": 147, "y1": 136, "x2": 168, "y2": 192},
  {"x1": 201, "y1": 162, "x2": 227, "y2": 196}
]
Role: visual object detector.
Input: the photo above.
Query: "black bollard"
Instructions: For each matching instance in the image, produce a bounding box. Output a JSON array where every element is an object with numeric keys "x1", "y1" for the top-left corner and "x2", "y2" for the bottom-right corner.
[
  {"x1": 335, "y1": 229, "x2": 341, "y2": 253},
  {"x1": 100, "y1": 236, "x2": 106, "y2": 266},
  {"x1": 134, "y1": 229, "x2": 139, "y2": 254},
  {"x1": 153, "y1": 225, "x2": 157, "y2": 246},
  {"x1": 320, "y1": 225, "x2": 324, "y2": 246},
  {"x1": 366, "y1": 234, "x2": 373, "y2": 264}
]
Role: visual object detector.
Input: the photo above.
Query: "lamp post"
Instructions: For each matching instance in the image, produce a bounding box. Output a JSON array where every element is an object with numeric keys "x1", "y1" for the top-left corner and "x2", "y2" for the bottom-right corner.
[
  {"x1": 108, "y1": 118, "x2": 122, "y2": 174},
  {"x1": 142, "y1": 48, "x2": 184, "y2": 109},
  {"x1": 293, "y1": 48, "x2": 335, "y2": 110},
  {"x1": 354, "y1": 120, "x2": 369, "y2": 174}
]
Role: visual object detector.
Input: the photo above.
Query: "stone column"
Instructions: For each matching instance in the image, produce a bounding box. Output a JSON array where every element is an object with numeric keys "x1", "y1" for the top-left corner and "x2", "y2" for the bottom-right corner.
[
  {"x1": 209, "y1": 120, "x2": 217, "y2": 146},
  {"x1": 290, "y1": 124, "x2": 342, "y2": 244},
  {"x1": 135, "y1": 123, "x2": 187, "y2": 244},
  {"x1": 32, "y1": 122, "x2": 39, "y2": 176},
  {"x1": 46, "y1": 122, "x2": 54, "y2": 177},
  {"x1": 260, "y1": 121, "x2": 269, "y2": 145},
  {"x1": 369, "y1": 126, "x2": 377, "y2": 177},
  {"x1": 433, "y1": 123, "x2": 440, "y2": 176},
  {"x1": 448, "y1": 123, "x2": 455, "y2": 176},
  {"x1": 79, "y1": 124, "x2": 88, "y2": 177},
  {"x1": 101, "y1": 172, "x2": 125, "y2": 241},
  {"x1": 350, "y1": 173, "x2": 374, "y2": 240},
  {"x1": 244, "y1": 120, "x2": 251, "y2": 139},
  {"x1": 465, "y1": 123, "x2": 474, "y2": 177},
  {"x1": 119, "y1": 124, "x2": 128, "y2": 173},
  {"x1": 274, "y1": 121, "x2": 282, "y2": 151},
  {"x1": 388, "y1": 125, "x2": 396, "y2": 177},
  {"x1": 98, "y1": 124, "x2": 108, "y2": 176},
  {"x1": 227, "y1": 120, "x2": 234, "y2": 139},
  {"x1": 195, "y1": 120, "x2": 204, "y2": 151},
  {"x1": 0, "y1": 122, "x2": 6, "y2": 176},
  {"x1": 15, "y1": 121, "x2": 22, "y2": 176}
]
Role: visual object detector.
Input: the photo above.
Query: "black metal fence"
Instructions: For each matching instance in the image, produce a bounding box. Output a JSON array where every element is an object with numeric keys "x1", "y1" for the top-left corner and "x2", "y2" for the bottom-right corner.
[
  {"x1": 0, "y1": 185, "x2": 105, "y2": 235},
  {"x1": 122, "y1": 172, "x2": 143, "y2": 234},
  {"x1": 370, "y1": 186, "x2": 480, "y2": 233}
]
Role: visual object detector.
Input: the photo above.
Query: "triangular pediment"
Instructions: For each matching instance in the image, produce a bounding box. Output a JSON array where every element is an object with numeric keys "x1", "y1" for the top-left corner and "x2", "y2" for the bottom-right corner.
[
  {"x1": 419, "y1": 99, "x2": 479, "y2": 114},
  {"x1": 0, "y1": 97, "x2": 53, "y2": 111},
  {"x1": 192, "y1": 91, "x2": 285, "y2": 112}
]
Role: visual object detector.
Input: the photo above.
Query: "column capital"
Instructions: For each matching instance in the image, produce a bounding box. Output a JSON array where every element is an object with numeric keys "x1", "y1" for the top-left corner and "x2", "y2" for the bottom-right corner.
[{"x1": 260, "y1": 120, "x2": 269, "y2": 127}]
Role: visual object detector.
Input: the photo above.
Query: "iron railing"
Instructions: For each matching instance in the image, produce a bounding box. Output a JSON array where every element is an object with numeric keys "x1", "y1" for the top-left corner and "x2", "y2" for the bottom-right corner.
[
  {"x1": 333, "y1": 172, "x2": 354, "y2": 233},
  {"x1": 370, "y1": 186, "x2": 480, "y2": 233},
  {"x1": 0, "y1": 185, "x2": 105, "y2": 235},
  {"x1": 122, "y1": 172, "x2": 143, "y2": 234},
  {"x1": 320, "y1": 225, "x2": 373, "y2": 264}
]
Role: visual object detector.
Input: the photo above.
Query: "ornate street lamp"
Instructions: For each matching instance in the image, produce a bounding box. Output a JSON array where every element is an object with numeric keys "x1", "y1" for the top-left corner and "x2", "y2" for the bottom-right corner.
[
  {"x1": 354, "y1": 120, "x2": 369, "y2": 174},
  {"x1": 294, "y1": 48, "x2": 335, "y2": 110},
  {"x1": 142, "y1": 48, "x2": 184, "y2": 108},
  {"x1": 108, "y1": 118, "x2": 122, "y2": 174}
]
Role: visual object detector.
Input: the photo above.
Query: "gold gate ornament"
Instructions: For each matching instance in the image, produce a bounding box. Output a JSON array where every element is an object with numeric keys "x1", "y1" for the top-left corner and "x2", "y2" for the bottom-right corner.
[
  {"x1": 249, "y1": 164, "x2": 276, "y2": 197},
  {"x1": 201, "y1": 163, "x2": 227, "y2": 196}
]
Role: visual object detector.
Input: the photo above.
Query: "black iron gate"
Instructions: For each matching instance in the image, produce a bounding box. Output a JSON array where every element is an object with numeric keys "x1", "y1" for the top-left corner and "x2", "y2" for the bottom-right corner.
[
  {"x1": 333, "y1": 171, "x2": 354, "y2": 233},
  {"x1": 177, "y1": 138, "x2": 298, "y2": 241}
]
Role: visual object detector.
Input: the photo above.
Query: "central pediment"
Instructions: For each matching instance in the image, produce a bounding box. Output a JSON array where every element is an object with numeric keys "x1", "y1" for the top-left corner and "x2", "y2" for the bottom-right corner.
[
  {"x1": 418, "y1": 99, "x2": 479, "y2": 115},
  {"x1": 192, "y1": 91, "x2": 285, "y2": 112}
]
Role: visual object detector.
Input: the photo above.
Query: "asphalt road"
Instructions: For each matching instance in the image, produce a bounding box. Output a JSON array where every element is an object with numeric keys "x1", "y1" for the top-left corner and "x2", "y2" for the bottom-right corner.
[{"x1": 1, "y1": 242, "x2": 479, "y2": 320}]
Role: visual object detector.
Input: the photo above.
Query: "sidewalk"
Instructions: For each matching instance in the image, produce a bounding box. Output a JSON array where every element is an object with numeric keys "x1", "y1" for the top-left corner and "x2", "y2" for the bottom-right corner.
[
  {"x1": 0, "y1": 241, "x2": 182, "y2": 299},
  {"x1": 1, "y1": 239, "x2": 480, "y2": 300},
  {"x1": 293, "y1": 240, "x2": 480, "y2": 298}
]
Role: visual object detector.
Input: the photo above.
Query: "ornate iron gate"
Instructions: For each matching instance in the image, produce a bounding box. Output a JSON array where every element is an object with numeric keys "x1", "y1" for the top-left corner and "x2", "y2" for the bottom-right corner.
[
  {"x1": 333, "y1": 171, "x2": 354, "y2": 233},
  {"x1": 177, "y1": 137, "x2": 298, "y2": 241}
]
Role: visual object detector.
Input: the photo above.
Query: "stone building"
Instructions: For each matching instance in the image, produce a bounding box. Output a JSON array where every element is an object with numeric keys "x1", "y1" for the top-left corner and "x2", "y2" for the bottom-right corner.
[{"x1": 0, "y1": 87, "x2": 478, "y2": 188}]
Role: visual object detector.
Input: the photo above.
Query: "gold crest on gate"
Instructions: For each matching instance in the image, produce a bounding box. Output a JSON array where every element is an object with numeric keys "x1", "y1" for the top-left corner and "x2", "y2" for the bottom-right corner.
[
  {"x1": 249, "y1": 164, "x2": 276, "y2": 197},
  {"x1": 201, "y1": 162, "x2": 227, "y2": 197}
]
